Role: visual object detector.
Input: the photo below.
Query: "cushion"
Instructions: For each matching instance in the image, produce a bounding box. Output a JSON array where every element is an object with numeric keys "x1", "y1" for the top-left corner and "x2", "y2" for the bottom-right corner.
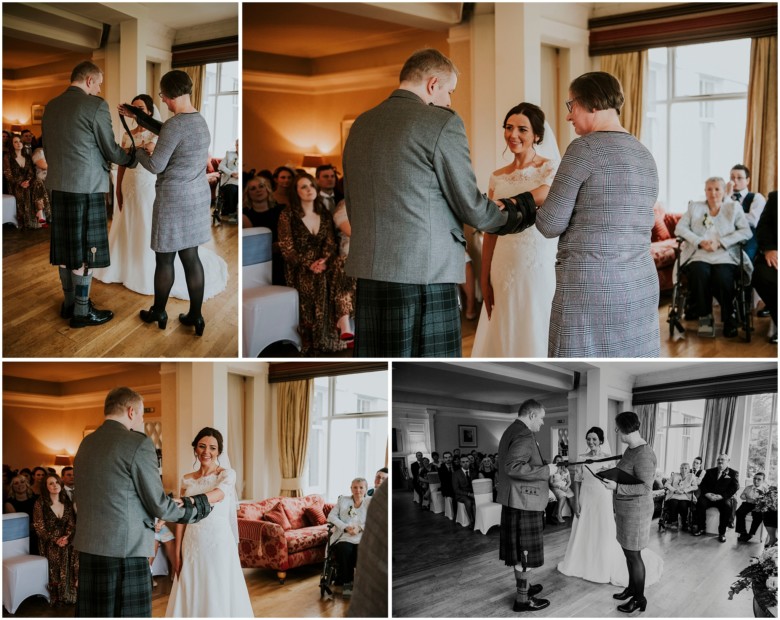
[
  {"x1": 650, "y1": 238, "x2": 678, "y2": 268},
  {"x1": 304, "y1": 505, "x2": 327, "y2": 526},
  {"x1": 286, "y1": 526, "x2": 329, "y2": 554},
  {"x1": 263, "y1": 502, "x2": 291, "y2": 530},
  {"x1": 237, "y1": 503, "x2": 263, "y2": 521},
  {"x1": 282, "y1": 496, "x2": 319, "y2": 530},
  {"x1": 651, "y1": 203, "x2": 671, "y2": 242},
  {"x1": 665, "y1": 212, "x2": 682, "y2": 237}
]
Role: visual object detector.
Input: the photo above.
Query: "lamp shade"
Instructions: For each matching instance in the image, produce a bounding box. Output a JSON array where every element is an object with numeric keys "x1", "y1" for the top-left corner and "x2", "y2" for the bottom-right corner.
[
  {"x1": 54, "y1": 455, "x2": 72, "y2": 466},
  {"x1": 301, "y1": 154, "x2": 326, "y2": 168},
  {"x1": 10, "y1": 124, "x2": 22, "y2": 133}
]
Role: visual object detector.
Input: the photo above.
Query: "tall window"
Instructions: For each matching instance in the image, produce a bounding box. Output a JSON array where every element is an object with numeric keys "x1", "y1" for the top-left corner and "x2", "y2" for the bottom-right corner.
[
  {"x1": 653, "y1": 399, "x2": 706, "y2": 475},
  {"x1": 644, "y1": 40, "x2": 750, "y2": 212},
  {"x1": 745, "y1": 393, "x2": 777, "y2": 486},
  {"x1": 201, "y1": 61, "x2": 238, "y2": 158},
  {"x1": 304, "y1": 371, "x2": 388, "y2": 501}
]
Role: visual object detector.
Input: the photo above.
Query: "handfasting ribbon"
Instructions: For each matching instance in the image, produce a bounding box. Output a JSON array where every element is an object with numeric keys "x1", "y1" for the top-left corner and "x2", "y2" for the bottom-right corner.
[{"x1": 562, "y1": 454, "x2": 623, "y2": 466}]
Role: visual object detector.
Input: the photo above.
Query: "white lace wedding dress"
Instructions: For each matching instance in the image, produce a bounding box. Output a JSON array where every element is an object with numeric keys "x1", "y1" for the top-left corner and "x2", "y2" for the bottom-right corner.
[
  {"x1": 557, "y1": 454, "x2": 664, "y2": 586},
  {"x1": 165, "y1": 469, "x2": 253, "y2": 618},
  {"x1": 93, "y1": 129, "x2": 228, "y2": 300},
  {"x1": 471, "y1": 161, "x2": 558, "y2": 357}
]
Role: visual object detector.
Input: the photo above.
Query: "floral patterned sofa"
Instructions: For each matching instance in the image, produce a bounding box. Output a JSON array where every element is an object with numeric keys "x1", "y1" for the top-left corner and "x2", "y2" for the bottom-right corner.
[
  {"x1": 650, "y1": 202, "x2": 684, "y2": 292},
  {"x1": 237, "y1": 494, "x2": 333, "y2": 584}
]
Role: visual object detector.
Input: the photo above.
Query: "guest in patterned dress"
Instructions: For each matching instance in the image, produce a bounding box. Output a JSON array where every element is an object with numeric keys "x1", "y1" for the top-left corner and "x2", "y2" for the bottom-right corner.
[
  {"x1": 32, "y1": 473, "x2": 78, "y2": 606},
  {"x1": 601, "y1": 411, "x2": 657, "y2": 614},
  {"x1": 536, "y1": 71, "x2": 660, "y2": 357},
  {"x1": 278, "y1": 173, "x2": 352, "y2": 355},
  {"x1": 2, "y1": 134, "x2": 37, "y2": 228}
]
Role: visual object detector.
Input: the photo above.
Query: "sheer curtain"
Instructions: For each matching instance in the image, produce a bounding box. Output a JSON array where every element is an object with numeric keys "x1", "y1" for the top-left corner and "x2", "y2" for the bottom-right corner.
[
  {"x1": 634, "y1": 403, "x2": 658, "y2": 448},
  {"x1": 277, "y1": 379, "x2": 312, "y2": 497},
  {"x1": 744, "y1": 36, "x2": 778, "y2": 196},
  {"x1": 700, "y1": 396, "x2": 738, "y2": 468},
  {"x1": 181, "y1": 65, "x2": 205, "y2": 111},
  {"x1": 600, "y1": 51, "x2": 647, "y2": 138}
]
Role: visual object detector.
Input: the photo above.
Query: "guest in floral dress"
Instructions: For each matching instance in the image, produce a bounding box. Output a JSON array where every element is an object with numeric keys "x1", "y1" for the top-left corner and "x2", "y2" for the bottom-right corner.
[
  {"x1": 32, "y1": 473, "x2": 78, "y2": 605},
  {"x1": 278, "y1": 173, "x2": 352, "y2": 355}
]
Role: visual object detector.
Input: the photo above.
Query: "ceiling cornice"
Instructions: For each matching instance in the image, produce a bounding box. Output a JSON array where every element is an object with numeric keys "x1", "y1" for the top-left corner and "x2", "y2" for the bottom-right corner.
[
  {"x1": 243, "y1": 65, "x2": 400, "y2": 95},
  {"x1": 3, "y1": 73, "x2": 70, "y2": 91},
  {"x1": 4, "y1": 384, "x2": 162, "y2": 411}
]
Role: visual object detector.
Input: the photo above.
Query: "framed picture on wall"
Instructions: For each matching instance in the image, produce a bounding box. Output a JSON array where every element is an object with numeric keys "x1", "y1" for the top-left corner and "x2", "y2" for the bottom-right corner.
[
  {"x1": 458, "y1": 425, "x2": 477, "y2": 448},
  {"x1": 31, "y1": 104, "x2": 44, "y2": 124}
]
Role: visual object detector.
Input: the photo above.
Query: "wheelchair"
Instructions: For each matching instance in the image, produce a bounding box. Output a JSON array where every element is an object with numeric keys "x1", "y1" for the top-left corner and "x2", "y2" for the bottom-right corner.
[
  {"x1": 319, "y1": 523, "x2": 337, "y2": 598},
  {"x1": 658, "y1": 494, "x2": 693, "y2": 532},
  {"x1": 666, "y1": 237, "x2": 752, "y2": 341}
]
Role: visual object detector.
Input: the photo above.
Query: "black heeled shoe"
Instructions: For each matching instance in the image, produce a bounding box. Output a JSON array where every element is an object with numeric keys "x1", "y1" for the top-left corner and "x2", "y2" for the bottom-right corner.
[
  {"x1": 617, "y1": 597, "x2": 647, "y2": 613},
  {"x1": 179, "y1": 313, "x2": 205, "y2": 336},
  {"x1": 140, "y1": 306, "x2": 168, "y2": 329},
  {"x1": 613, "y1": 588, "x2": 634, "y2": 600}
]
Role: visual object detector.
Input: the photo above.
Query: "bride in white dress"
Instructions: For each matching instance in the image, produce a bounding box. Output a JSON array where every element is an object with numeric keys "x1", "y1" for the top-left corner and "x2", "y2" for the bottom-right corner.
[
  {"x1": 471, "y1": 103, "x2": 560, "y2": 357},
  {"x1": 93, "y1": 95, "x2": 227, "y2": 300},
  {"x1": 557, "y1": 427, "x2": 663, "y2": 587},
  {"x1": 166, "y1": 428, "x2": 253, "y2": 618}
]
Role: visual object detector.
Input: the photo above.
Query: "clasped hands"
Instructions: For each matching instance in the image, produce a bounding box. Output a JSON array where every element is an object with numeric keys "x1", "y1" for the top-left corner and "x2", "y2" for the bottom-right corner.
[
  {"x1": 344, "y1": 524, "x2": 362, "y2": 536},
  {"x1": 698, "y1": 239, "x2": 721, "y2": 252},
  {"x1": 309, "y1": 258, "x2": 327, "y2": 274},
  {"x1": 704, "y1": 492, "x2": 723, "y2": 502}
]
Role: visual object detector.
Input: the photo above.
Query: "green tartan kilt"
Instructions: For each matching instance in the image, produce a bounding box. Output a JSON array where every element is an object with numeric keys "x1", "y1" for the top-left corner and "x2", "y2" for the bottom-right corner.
[{"x1": 49, "y1": 190, "x2": 110, "y2": 269}]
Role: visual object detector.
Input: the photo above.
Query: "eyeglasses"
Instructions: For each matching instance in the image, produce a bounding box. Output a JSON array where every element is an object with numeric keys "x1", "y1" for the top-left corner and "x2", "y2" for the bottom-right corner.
[
  {"x1": 565, "y1": 99, "x2": 577, "y2": 113},
  {"x1": 159, "y1": 92, "x2": 168, "y2": 100}
]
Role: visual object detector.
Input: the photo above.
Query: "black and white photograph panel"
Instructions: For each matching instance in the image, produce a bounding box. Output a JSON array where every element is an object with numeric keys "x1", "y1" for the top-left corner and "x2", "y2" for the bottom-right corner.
[
  {"x1": 2, "y1": 3, "x2": 239, "y2": 357},
  {"x1": 2, "y1": 361, "x2": 388, "y2": 617},
  {"x1": 392, "y1": 361, "x2": 778, "y2": 617}
]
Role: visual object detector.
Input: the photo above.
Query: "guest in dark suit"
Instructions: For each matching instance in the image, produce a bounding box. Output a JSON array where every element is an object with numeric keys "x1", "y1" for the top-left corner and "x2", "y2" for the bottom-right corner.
[
  {"x1": 693, "y1": 453, "x2": 740, "y2": 542},
  {"x1": 438, "y1": 451, "x2": 455, "y2": 499},
  {"x1": 343, "y1": 48, "x2": 541, "y2": 357},
  {"x1": 496, "y1": 399, "x2": 556, "y2": 612},
  {"x1": 73, "y1": 387, "x2": 218, "y2": 617},
  {"x1": 752, "y1": 190, "x2": 777, "y2": 343},
  {"x1": 453, "y1": 456, "x2": 475, "y2": 526}
]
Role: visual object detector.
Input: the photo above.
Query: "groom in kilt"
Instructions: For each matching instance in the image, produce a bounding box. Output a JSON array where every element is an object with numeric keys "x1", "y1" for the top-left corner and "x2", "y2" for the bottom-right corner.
[
  {"x1": 42, "y1": 61, "x2": 135, "y2": 328},
  {"x1": 74, "y1": 387, "x2": 216, "y2": 617},
  {"x1": 497, "y1": 399, "x2": 557, "y2": 612}
]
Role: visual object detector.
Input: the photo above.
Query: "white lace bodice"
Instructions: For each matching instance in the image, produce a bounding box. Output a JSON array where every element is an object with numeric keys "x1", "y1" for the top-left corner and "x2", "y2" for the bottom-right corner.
[
  {"x1": 121, "y1": 129, "x2": 157, "y2": 184},
  {"x1": 180, "y1": 469, "x2": 236, "y2": 543}
]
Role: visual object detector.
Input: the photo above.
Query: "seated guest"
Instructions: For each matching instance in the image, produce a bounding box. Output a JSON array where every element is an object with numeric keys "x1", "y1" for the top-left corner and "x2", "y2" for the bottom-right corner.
[
  {"x1": 4, "y1": 474, "x2": 39, "y2": 554},
  {"x1": 367, "y1": 468, "x2": 388, "y2": 497},
  {"x1": 31, "y1": 146, "x2": 51, "y2": 226},
  {"x1": 327, "y1": 478, "x2": 371, "y2": 597},
  {"x1": 272, "y1": 165, "x2": 294, "y2": 207},
  {"x1": 693, "y1": 454, "x2": 739, "y2": 542},
  {"x1": 549, "y1": 455, "x2": 573, "y2": 523},
  {"x1": 60, "y1": 466, "x2": 75, "y2": 502},
  {"x1": 453, "y1": 455, "x2": 475, "y2": 527},
  {"x1": 467, "y1": 454, "x2": 479, "y2": 478},
  {"x1": 430, "y1": 452, "x2": 442, "y2": 469},
  {"x1": 675, "y1": 177, "x2": 752, "y2": 337},
  {"x1": 438, "y1": 451, "x2": 455, "y2": 500},
  {"x1": 727, "y1": 164, "x2": 766, "y2": 261},
  {"x1": 479, "y1": 453, "x2": 495, "y2": 481},
  {"x1": 20, "y1": 128, "x2": 38, "y2": 152},
  {"x1": 545, "y1": 489, "x2": 560, "y2": 526},
  {"x1": 218, "y1": 138, "x2": 239, "y2": 220},
  {"x1": 3, "y1": 133, "x2": 38, "y2": 228},
  {"x1": 150, "y1": 518, "x2": 176, "y2": 584},
  {"x1": 663, "y1": 462, "x2": 698, "y2": 530},
  {"x1": 32, "y1": 473, "x2": 78, "y2": 605},
  {"x1": 30, "y1": 466, "x2": 47, "y2": 497},
  {"x1": 752, "y1": 191, "x2": 777, "y2": 343},
  {"x1": 736, "y1": 471, "x2": 768, "y2": 542},
  {"x1": 242, "y1": 176, "x2": 285, "y2": 285},
  {"x1": 418, "y1": 458, "x2": 434, "y2": 506},
  {"x1": 277, "y1": 173, "x2": 352, "y2": 354}
]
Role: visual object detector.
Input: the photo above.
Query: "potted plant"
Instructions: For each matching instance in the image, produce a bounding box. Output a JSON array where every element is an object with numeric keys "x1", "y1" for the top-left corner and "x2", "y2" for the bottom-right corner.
[{"x1": 729, "y1": 542, "x2": 778, "y2": 617}]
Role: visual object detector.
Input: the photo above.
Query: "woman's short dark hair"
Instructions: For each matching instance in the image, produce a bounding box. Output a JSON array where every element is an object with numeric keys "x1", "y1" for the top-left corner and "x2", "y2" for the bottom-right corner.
[
  {"x1": 32, "y1": 466, "x2": 47, "y2": 478},
  {"x1": 287, "y1": 173, "x2": 328, "y2": 219},
  {"x1": 615, "y1": 411, "x2": 641, "y2": 434},
  {"x1": 41, "y1": 473, "x2": 70, "y2": 506},
  {"x1": 132, "y1": 94, "x2": 155, "y2": 115},
  {"x1": 503, "y1": 102, "x2": 546, "y2": 145},
  {"x1": 192, "y1": 427, "x2": 224, "y2": 455},
  {"x1": 160, "y1": 70, "x2": 192, "y2": 99},
  {"x1": 553, "y1": 454, "x2": 563, "y2": 463},
  {"x1": 586, "y1": 426, "x2": 605, "y2": 444},
  {"x1": 569, "y1": 71, "x2": 624, "y2": 114}
]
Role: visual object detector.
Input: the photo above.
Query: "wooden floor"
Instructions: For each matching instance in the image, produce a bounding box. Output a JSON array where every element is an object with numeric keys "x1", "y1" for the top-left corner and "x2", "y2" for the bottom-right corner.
[
  {"x1": 3, "y1": 564, "x2": 349, "y2": 618},
  {"x1": 461, "y1": 292, "x2": 776, "y2": 358},
  {"x1": 2, "y1": 221, "x2": 238, "y2": 358},
  {"x1": 392, "y1": 490, "x2": 757, "y2": 618}
]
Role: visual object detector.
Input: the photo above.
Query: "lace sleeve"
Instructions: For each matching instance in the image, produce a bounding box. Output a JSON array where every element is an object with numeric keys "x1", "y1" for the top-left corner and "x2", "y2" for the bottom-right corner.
[
  {"x1": 541, "y1": 159, "x2": 559, "y2": 186},
  {"x1": 216, "y1": 468, "x2": 237, "y2": 497}
]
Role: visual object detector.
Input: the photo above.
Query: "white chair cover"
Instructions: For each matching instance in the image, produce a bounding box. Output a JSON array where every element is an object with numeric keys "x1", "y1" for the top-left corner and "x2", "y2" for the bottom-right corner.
[
  {"x1": 456, "y1": 502, "x2": 471, "y2": 528},
  {"x1": 444, "y1": 496, "x2": 454, "y2": 520},
  {"x1": 705, "y1": 507, "x2": 720, "y2": 534},
  {"x1": 241, "y1": 227, "x2": 301, "y2": 357},
  {"x1": 151, "y1": 543, "x2": 169, "y2": 576},
  {"x1": 472, "y1": 478, "x2": 492, "y2": 496},
  {"x1": 2, "y1": 513, "x2": 49, "y2": 613},
  {"x1": 471, "y1": 478, "x2": 501, "y2": 534},
  {"x1": 2, "y1": 194, "x2": 18, "y2": 227},
  {"x1": 428, "y1": 482, "x2": 444, "y2": 514}
]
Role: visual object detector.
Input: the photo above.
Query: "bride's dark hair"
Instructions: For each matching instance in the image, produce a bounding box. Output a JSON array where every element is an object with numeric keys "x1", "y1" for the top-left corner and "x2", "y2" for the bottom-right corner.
[
  {"x1": 192, "y1": 427, "x2": 224, "y2": 455},
  {"x1": 502, "y1": 102, "x2": 546, "y2": 144},
  {"x1": 132, "y1": 94, "x2": 154, "y2": 115},
  {"x1": 585, "y1": 426, "x2": 604, "y2": 444}
]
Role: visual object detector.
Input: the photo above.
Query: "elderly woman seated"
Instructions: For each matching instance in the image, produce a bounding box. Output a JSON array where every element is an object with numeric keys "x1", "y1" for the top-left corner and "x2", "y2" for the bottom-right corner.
[
  {"x1": 675, "y1": 176, "x2": 752, "y2": 337},
  {"x1": 549, "y1": 455, "x2": 574, "y2": 523},
  {"x1": 663, "y1": 462, "x2": 698, "y2": 531},
  {"x1": 327, "y1": 477, "x2": 371, "y2": 597}
]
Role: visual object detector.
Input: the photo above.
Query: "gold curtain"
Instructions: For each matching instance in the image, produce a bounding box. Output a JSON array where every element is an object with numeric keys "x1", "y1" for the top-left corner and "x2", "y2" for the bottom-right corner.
[
  {"x1": 744, "y1": 36, "x2": 778, "y2": 196},
  {"x1": 600, "y1": 51, "x2": 647, "y2": 138},
  {"x1": 277, "y1": 379, "x2": 312, "y2": 497},
  {"x1": 181, "y1": 65, "x2": 205, "y2": 111}
]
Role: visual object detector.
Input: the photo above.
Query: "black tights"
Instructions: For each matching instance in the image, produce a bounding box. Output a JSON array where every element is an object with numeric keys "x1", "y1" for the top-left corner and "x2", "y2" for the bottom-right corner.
[
  {"x1": 153, "y1": 247, "x2": 204, "y2": 317},
  {"x1": 622, "y1": 547, "x2": 645, "y2": 599}
]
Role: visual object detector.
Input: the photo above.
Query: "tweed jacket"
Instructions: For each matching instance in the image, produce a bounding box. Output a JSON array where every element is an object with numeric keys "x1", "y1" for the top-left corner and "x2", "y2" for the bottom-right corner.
[
  {"x1": 42, "y1": 86, "x2": 133, "y2": 194},
  {"x1": 496, "y1": 419, "x2": 550, "y2": 511},
  {"x1": 698, "y1": 466, "x2": 740, "y2": 501},
  {"x1": 452, "y1": 467, "x2": 474, "y2": 503},
  {"x1": 73, "y1": 419, "x2": 191, "y2": 558},
  {"x1": 343, "y1": 89, "x2": 510, "y2": 285}
]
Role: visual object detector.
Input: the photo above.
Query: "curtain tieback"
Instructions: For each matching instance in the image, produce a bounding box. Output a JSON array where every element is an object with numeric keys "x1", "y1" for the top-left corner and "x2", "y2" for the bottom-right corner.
[{"x1": 281, "y1": 476, "x2": 302, "y2": 489}]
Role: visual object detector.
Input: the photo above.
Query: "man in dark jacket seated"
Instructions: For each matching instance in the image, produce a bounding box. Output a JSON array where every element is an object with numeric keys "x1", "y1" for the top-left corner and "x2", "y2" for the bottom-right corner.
[{"x1": 693, "y1": 454, "x2": 740, "y2": 542}]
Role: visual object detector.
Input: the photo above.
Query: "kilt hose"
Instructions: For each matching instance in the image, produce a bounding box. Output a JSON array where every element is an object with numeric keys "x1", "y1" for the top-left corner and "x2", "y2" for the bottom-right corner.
[
  {"x1": 499, "y1": 506, "x2": 545, "y2": 568},
  {"x1": 353, "y1": 279, "x2": 461, "y2": 357},
  {"x1": 50, "y1": 191, "x2": 110, "y2": 269},
  {"x1": 76, "y1": 553, "x2": 152, "y2": 617}
]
